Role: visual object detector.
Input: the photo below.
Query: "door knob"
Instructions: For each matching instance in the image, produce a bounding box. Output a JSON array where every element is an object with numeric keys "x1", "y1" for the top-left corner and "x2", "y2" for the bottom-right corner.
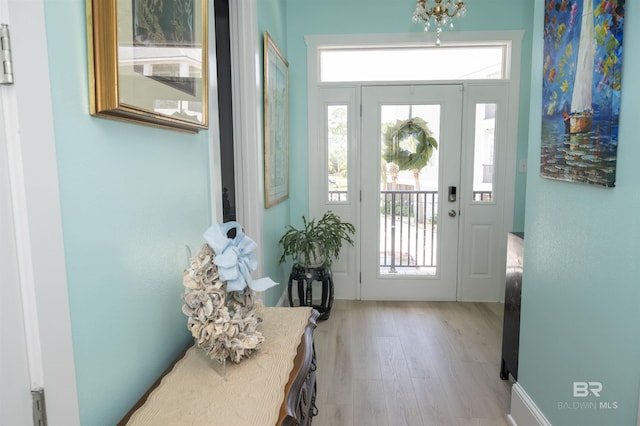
[{"x1": 448, "y1": 209, "x2": 457, "y2": 217}]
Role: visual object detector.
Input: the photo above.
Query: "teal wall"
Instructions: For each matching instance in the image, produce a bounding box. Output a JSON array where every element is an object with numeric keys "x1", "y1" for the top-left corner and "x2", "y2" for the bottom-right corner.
[
  {"x1": 36, "y1": 0, "x2": 544, "y2": 423},
  {"x1": 44, "y1": 1, "x2": 212, "y2": 424},
  {"x1": 258, "y1": 0, "x2": 534, "y2": 307},
  {"x1": 519, "y1": 3, "x2": 640, "y2": 425},
  {"x1": 284, "y1": 0, "x2": 533, "y2": 232},
  {"x1": 258, "y1": 0, "x2": 292, "y2": 306}
]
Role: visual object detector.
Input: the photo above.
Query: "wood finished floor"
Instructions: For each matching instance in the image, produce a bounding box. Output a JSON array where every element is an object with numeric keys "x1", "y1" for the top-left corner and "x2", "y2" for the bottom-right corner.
[{"x1": 312, "y1": 300, "x2": 513, "y2": 426}]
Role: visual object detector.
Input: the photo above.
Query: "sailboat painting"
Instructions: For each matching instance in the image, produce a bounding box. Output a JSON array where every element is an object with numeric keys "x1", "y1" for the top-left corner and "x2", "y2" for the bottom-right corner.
[{"x1": 541, "y1": 0, "x2": 625, "y2": 187}]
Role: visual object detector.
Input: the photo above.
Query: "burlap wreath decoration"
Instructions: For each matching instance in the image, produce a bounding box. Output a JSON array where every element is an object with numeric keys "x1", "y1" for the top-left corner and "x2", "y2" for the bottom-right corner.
[{"x1": 182, "y1": 243, "x2": 265, "y2": 364}]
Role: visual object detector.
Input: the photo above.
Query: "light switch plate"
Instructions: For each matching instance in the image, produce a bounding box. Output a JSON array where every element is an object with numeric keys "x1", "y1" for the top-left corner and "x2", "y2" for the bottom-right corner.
[{"x1": 518, "y1": 159, "x2": 528, "y2": 173}]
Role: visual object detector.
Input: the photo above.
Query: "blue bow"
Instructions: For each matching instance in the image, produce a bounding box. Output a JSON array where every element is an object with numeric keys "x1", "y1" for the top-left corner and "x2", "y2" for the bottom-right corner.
[{"x1": 203, "y1": 222, "x2": 277, "y2": 293}]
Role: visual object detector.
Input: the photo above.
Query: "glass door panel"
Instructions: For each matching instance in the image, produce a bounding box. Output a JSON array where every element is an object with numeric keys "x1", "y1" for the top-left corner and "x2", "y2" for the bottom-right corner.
[
  {"x1": 378, "y1": 105, "x2": 441, "y2": 276},
  {"x1": 327, "y1": 105, "x2": 349, "y2": 202},
  {"x1": 361, "y1": 85, "x2": 463, "y2": 301},
  {"x1": 472, "y1": 103, "x2": 496, "y2": 202}
]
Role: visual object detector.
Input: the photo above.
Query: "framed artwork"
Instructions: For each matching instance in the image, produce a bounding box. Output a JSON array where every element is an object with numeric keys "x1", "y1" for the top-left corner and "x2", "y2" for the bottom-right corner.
[
  {"x1": 263, "y1": 32, "x2": 289, "y2": 208},
  {"x1": 87, "y1": 0, "x2": 208, "y2": 132},
  {"x1": 540, "y1": 0, "x2": 624, "y2": 187}
]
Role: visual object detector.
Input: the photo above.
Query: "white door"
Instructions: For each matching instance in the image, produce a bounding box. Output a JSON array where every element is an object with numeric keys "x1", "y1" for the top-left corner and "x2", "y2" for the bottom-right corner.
[
  {"x1": 360, "y1": 83, "x2": 511, "y2": 301},
  {"x1": 0, "y1": 1, "x2": 80, "y2": 423},
  {"x1": 361, "y1": 85, "x2": 463, "y2": 300},
  {"x1": 0, "y1": 82, "x2": 33, "y2": 426}
]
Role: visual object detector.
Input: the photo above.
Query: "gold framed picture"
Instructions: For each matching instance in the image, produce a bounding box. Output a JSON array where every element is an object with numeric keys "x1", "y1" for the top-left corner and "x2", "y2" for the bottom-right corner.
[
  {"x1": 86, "y1": 0, "x2": 208, "y2": 132},
  {"x1": 263, "y1": 32, "x2": 289, "y2": 208}
]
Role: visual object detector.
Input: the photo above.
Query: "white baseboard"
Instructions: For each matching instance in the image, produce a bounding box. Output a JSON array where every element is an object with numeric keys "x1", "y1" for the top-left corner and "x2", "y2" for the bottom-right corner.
[
  {"x1": 509, "y1": 382, "x2": 552, "y2": 426},
  {"x1": 636, "y1": 390, "x2": 639, "y2": 426}
]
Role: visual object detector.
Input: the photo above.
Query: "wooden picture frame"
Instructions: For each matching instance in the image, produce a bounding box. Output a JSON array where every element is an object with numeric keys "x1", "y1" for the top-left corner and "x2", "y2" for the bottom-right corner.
[
  {"x1": 86, "y1": 0, "x2": 208, "y2": 133},
  {"x1": 263, "y1": 32, "x2": 289, "y2": 208}
]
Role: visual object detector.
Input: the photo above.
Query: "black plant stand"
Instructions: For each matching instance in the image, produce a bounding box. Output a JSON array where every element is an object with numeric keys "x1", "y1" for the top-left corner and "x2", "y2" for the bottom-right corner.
[{"x1": 287, "y1": 263, "x2": 334, "y2": 321}]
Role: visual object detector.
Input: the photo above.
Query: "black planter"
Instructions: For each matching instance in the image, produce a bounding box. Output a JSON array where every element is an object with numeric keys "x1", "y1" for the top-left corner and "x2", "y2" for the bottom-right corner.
[{"x1": 287, "y1": 263, "x2": 334, "y2": 321}]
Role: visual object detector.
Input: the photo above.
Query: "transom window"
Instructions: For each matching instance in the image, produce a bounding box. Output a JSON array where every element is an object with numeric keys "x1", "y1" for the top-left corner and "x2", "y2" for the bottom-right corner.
[{"x1": 320, "y1": 46, "x2": 506, "y2": 82}]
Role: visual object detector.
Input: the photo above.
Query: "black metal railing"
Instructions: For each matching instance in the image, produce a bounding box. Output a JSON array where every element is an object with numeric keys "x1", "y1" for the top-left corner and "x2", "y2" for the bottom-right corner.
[
  {"x1": 327, "y1": 189, "x2": 493, "y2": 272},
  {"x1": 329, "y1": 190, "x2": 492, "y2": 203},
  {"x1": 380, "y1": 190, "x2": 438, "y2": 271}
]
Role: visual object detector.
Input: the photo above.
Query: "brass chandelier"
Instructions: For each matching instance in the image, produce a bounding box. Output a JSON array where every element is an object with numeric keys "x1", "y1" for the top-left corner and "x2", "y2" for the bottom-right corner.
[{"x1": 412, "y1": 0, "x2": 466, "y2": 45}]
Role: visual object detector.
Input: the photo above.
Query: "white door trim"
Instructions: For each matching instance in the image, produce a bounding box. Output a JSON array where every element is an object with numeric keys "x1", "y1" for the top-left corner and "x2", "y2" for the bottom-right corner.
[
  {"x1": 0, "y1": 29, "x2": 43, "y2": 394},
  {"x1": 501, "y1": 35, "x2": 523, "y2": 295},
  {"x1": 1, "y1": 0, "x2": 80, "y2": 423},
  {"x1": 306, "y1": 31, "x2": 523, "y2": 301},
  {"x1": 229, "y1": 0, "x2": 264, "y2": 275},
  {"x1": 1, "y1": 72, "x2": 44, "y2": 389},
  {"x1": 1, "y1": 22, "x2": 33, "y2": 424},
  {"x1": 207, "y1": 1, "x2": 223, "y2": 225}
]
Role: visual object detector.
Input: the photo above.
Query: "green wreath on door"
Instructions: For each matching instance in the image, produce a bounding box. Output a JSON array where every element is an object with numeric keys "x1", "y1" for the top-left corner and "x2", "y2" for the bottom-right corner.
[{"x1": 382, "y1": 117, "x2": 438, "y2": 170}]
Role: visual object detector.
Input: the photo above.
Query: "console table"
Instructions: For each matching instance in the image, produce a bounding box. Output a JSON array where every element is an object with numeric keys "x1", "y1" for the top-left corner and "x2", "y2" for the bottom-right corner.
[
  {"x1": 119, "y1": 307, "x2": 319, "y2": 426},
  {"x1": 500, "y1": 232, "x2": 523, "y2": 381}
]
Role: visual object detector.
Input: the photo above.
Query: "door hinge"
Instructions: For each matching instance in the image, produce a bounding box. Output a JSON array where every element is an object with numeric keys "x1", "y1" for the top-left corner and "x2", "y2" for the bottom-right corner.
[
  {"x1": 359, "y1": 272, "x2": 361, "y2": 283},
  {"x1": 32, "y1": 388, "x2": 48, "y2": 426},
  {"x1": 359, "y1": 103, "x2": 362, "y2": 117},
  {"x1": 360, "y1": 190, "x2": 362, "y2": 202},
  {"x1": 1, "y1": 24, "x2": 14, "y2": 85}
]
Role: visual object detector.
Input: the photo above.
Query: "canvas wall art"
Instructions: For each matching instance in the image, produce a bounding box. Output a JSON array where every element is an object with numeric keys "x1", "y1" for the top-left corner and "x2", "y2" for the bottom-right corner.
[{"x1": 541, "y1": 0, "x2": 624, "y2": 187}]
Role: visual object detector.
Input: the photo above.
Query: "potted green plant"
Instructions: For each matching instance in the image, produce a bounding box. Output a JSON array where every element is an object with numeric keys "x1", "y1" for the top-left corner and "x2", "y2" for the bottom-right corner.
[{"x1": 278, "y1": 211, "x2": 355, "y2": 269}]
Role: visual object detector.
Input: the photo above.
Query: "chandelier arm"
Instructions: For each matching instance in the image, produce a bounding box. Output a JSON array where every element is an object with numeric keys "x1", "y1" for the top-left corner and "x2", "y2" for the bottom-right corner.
[{"x1": 444, "y1": 3, "x2": 464, "y2": 18}]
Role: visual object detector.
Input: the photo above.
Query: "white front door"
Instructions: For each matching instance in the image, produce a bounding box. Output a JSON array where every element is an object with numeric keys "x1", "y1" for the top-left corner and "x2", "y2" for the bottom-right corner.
[
  {"x1": 359, "y1": 83, "x2": 512, "y2": 301},
  {"x1": 361, "y1": 85, "x2": 463, "y2": 300},
  {"x1": 310, "y1": 83, "x2": 512, "y2": 302}
]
